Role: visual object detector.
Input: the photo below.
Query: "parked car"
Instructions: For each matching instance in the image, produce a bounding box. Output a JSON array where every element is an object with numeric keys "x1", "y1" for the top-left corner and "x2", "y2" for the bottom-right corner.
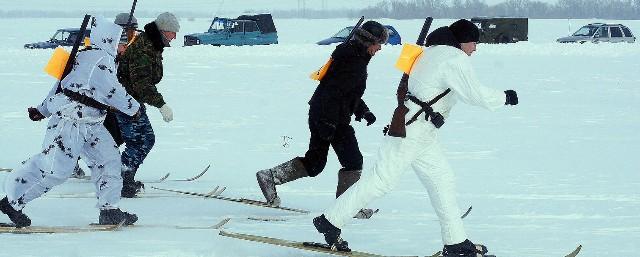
[
  {"x1": 184, "y1": 14, "x2": 278, "y2": 46},
  {"x1": 316, "y1": 25, "x2": 401, "y2": 45},
  {"x1": 470, "y1": 17, "x2": 528, "y2": 44},
  {"x1": 24, "y1": 28, "x2": 91, "y2": 49},
  {"x1": 557, "y1": 23, "x2": 635, "y2": 43}
]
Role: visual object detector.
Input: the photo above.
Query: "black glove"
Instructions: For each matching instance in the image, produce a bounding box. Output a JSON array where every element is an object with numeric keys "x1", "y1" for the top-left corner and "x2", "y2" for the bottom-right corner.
[
  {"x1": 363, "y1": 111, "x2": 376, "y2": 126},
  {"x1": 316, "y1": 120, "x2": 337, "y2": 141},
  {"x1": 27, "y1": 107, "x2": 45, "y2": 121},
  {"x1": 505, "y1": 90, "x2": 518, "y2": 105}
]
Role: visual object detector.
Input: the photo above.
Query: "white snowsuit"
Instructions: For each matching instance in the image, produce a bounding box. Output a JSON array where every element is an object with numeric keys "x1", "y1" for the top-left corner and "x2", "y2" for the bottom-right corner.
[
  {"x1": 323, "y1": 45, "x2": 507, "y2": 245},
  {"x1": 4, "y1": 17, "x2": 140, "y2": 210}
]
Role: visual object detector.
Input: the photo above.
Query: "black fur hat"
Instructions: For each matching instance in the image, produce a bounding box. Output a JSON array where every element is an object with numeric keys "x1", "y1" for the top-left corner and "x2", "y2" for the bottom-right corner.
[
  {"x1": 449, "y1": 19, "x2": 480, "y2": 43},
  {"x1": 353, "y1": 20, "x2": 389, "y2": 47}
]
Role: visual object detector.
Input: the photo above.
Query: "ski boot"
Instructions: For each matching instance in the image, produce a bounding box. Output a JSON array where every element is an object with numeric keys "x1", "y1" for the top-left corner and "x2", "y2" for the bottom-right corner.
[
  {"x1": 443, "y1": 239, "x2": 490, "y2": 257},
  {"x1": 98, "y1": 208, "x2": 138, "y2": 225},
  {"x1": 121, "y1": 168, "x2": 144, "y2": 198},
  {"x1": 0, "y1": 197, "x2": 31, "y2": 228},
  {"x1": 70, "y1": 164, "x2": 86, "y2": 179},
  {"x1": 256, "y1": 157, "x2": 308, "y2": 206},
  {"x1": 313, "y1": 214, "x2": 350, "y2": 252}
]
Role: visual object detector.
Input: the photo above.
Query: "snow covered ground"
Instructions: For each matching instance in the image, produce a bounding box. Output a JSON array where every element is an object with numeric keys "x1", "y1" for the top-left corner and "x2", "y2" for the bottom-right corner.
[{"x1": 1, "y1": 17, "x2": 639, "y2": 257}]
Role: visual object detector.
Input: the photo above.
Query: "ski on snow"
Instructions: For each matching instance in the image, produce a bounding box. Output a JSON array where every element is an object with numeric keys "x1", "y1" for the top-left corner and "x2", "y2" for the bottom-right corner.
[
  {"x1": 219, "y1": 230, "x2": 582, "y2": 257},
  {"x1": 0, "y1": 220, "x2": 125, "y2": 234},
  {"x1": 72, "y1": 164, "x2": 211, "y2": 183},
  {"x1": 0, "y1": 218, "x2": 230, "y2": 234},
  {"x1": 219, "y1": 229, "x2": 436, "y2": 257},
  {"x1": 150, "y1": 186, "x2": 310, "y2": 214}
]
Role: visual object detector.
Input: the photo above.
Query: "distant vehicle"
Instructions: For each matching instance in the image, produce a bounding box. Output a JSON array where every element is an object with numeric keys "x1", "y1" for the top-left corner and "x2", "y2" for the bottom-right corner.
[
  {"x1": 184, "y1": 14, "x2": 278, "y2": 46},
  {"x1": 470, "y1": 17, "x2": 528, "y2": 44},
  {"x1": 316, "y1": 25, "x2": 401, "y2": 45},
  {"x1": 24, "y1": 28, "x2": 91, "y2": 49},
  {"x1": 557, "y1": 23, "x2": 635, "y2": 44}
]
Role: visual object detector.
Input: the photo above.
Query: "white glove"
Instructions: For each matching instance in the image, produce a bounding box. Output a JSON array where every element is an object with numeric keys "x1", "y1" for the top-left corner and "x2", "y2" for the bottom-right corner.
[{"x1": 159, "y1": 104, "x2": 173, "y2": 122}]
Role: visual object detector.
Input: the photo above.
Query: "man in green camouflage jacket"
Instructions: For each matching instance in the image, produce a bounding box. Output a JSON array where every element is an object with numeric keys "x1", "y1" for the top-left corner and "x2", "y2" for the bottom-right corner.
[{"x1": 115, "y1": 12, "x2": 179, "y2": 198}]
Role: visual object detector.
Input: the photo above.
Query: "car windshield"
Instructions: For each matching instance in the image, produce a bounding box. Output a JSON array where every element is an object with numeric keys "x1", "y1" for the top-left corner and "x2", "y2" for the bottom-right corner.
[
  {"x1": 573, "y1": 26, "x2": 598, "y2": 36},
  {"x1": 332, "y1": 27, "x2": 353, "y2": 38},
  {"x1": 50, "y1": 30, "x2": 70, "y2": 41},
  {"x1": 210, "y1": 20, "x2": 226, "y2": 31}
]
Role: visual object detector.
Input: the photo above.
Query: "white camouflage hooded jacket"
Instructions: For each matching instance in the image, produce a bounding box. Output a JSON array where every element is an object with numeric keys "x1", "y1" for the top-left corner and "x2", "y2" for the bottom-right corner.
[{"x1": 37, "y1": 16, "x2": 140, "y2": 122}]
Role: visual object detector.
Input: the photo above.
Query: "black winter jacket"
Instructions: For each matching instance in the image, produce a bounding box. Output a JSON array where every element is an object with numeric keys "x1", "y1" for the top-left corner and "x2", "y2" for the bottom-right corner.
[{"x1": 308, "y1": 41, "x2": 372, "y2": 125}]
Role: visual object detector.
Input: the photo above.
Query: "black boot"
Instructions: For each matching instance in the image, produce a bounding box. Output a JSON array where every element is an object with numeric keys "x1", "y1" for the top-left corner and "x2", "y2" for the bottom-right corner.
[
  {"x1": 0, "y1": 197, "x2": 31, "y2": 228},
  {"x1": 99, "y1": 208, "x2": 138, "y2": 225},
  {"x1": 443, "y1": 239, "x2": 489, "y2": 257},
  {"x1": 121, "y1": 169, "x2": 144, "y2": 198},
  {"x1": 313, "y1": 214, "x2": 350, "y2": 252},
  {"x1": 70, "y1": 164, "x2": 86, "y2": 179},
  {"x1": 256, "y1": 157, "x2": 308, "y2": 206}
]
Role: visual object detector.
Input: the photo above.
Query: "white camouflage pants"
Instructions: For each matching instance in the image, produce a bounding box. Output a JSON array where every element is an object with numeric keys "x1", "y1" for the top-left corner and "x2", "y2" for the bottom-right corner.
[
  {"x1": 4, "y1": 116, "x2": 123, "y2": 210},
  {"x1": 323, "y1": 121, "x2": 468, "y2": 245}
]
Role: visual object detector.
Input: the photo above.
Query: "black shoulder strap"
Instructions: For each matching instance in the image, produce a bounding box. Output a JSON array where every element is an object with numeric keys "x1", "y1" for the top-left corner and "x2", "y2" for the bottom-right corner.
[{"x1": 405, "y1": 88, "x2": 451, "y2": 126}]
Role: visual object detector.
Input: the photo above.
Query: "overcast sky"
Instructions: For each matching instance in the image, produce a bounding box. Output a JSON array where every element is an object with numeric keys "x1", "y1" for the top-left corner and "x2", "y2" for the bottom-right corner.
[{"x1": 4, "y1": 0, "x2": 561, "y2": 13}]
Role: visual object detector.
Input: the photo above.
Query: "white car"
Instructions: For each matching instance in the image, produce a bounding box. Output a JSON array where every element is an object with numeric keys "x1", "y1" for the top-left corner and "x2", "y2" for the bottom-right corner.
[{"x1": 557, "y1": 23, "x2": 635, "y2": 43}]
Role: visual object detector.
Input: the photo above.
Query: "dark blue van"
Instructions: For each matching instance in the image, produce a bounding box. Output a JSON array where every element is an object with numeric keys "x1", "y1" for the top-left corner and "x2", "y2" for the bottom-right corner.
[{"x1": 24, "y1": 28, "x2": 91, "y2": 49}]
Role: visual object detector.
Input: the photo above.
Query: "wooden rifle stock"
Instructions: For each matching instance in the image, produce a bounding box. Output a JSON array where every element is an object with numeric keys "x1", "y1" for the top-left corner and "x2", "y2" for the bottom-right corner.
[{"x1": 386, "y1": 17, "x2": 433, "y2": 138}]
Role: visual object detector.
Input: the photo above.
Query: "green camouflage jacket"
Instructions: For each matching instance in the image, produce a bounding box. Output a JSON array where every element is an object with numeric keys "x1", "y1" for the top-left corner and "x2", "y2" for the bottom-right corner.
[{"x1": 117, "y1": 31, "x2": 165, "y2": 108}]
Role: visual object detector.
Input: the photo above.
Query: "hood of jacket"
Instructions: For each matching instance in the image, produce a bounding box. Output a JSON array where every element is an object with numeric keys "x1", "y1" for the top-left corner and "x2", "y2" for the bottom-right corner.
[
  {"x1": 143, "y1": 22, "x2": 167, "y2": 51},
  {"x1": 89, "y1": 16, "x2": 122, "y2": 57}
]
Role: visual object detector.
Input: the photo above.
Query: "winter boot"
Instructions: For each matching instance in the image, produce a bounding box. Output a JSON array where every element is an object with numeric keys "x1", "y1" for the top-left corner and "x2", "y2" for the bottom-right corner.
[
  {"x1": 121, "y1": 167, "x2": 144, "y2": 198},
  {"x1": 443, "y1": 239, "x2": 489, "y2": 257},
  {"x1": 256, "y1": 157, "x2": 308, "y2": 206},
  {"x1": 313, "y1": 214, "x2": 350, "y2": 252},
  {"x1": 98, "y1": 208, "x2": 138, "y2": 225},
  {"x1": 336, "y1": 169, "x2": 376, "y2": 219},
  {"x1": 70, "y1": 164, "x2": 86, "y2": 179},
  {"x1": 0, "y1": 197, "x2": 31, "y2": 228}
]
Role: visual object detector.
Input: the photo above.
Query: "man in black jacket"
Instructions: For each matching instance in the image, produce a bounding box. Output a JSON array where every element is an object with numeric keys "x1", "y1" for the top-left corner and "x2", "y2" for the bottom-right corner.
[{"x1": 256, "y1": 21, "x2": 388, "y2": 217}]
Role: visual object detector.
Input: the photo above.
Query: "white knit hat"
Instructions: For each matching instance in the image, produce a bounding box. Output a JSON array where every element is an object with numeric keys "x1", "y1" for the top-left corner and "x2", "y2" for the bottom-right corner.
[{"x1": 155, "y1": 12, "x2": 180, "y2": 32}]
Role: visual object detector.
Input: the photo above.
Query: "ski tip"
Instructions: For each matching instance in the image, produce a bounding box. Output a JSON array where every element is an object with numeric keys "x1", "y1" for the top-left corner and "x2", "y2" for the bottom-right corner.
[
  {"x1": 460, "y1": 205, "x2": 473, "y2": 219},
  {"x1": 565, "y1": 244, "x2": 582, "y2": 257},
  {"x1": 157, "y1": 172, "x2": 171, "y2": 182},
  {"x1": 212, "y1": 218, "x2": 231, "y2": 229}
]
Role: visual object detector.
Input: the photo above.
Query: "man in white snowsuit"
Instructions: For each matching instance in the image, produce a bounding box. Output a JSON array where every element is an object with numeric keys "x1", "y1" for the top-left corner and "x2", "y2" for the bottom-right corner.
[
  {"x1": 312, "y1": 19, "x2": 519, "y2": 257},
  {"x1": 0, "y1": 17, "x2": 141, "y2": 227}
]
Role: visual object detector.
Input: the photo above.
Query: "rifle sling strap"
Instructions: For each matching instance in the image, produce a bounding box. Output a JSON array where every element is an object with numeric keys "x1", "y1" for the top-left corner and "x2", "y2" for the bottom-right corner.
[
  {"x1": 405, "y1": 88, "x2": 451, "y2": 127},
  {"x1": 62, "y1": 88, "x2": 110, "y2": 111}
]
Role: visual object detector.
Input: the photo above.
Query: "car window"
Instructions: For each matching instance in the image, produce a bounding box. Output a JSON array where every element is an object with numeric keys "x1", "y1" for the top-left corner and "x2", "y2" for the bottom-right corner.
[
  {"x1": 244, "y1": 21, "x2": 258, "y2": 33},
  {"x1": 386, "y1": 28, "x2": 395, "y2": 36},
  {"x1": 573, "y1": 26, "x2": 598, "y2": 36},
  {"x1": 595, "y1": 27, "x2": 609, "y2": 38},
  {"x1": 210, "y1": 20, "x2": 226, "y2": 31},
  {"x1": 67, "y1": 32, "x2": 80, "y2": 43},
  {"x1": 51, "y1": 31, "x2": 65, "y2": 41},
  {"x1": 621, "y1": 26, "x2": 633, "y2": 37},
  {"x1": 230, "y1": 22, "x2": 242, "y2": 33},
  {"x1": 333, "y1": 27, "x2": 353, "y2": 38},
  {"x1": 610, "y1": 26, "x2": 623, "y2": 38}
]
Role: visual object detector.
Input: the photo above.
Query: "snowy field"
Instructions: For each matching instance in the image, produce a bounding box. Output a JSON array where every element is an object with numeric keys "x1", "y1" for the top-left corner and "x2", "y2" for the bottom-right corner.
[{"x1": 1, "y1": 17, "x2": 639, "y2": 257}]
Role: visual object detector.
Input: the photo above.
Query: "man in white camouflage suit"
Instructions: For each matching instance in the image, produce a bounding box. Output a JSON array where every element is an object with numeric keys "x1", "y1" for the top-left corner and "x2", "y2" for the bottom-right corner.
[{"x1": 0, "y1": 17, "x2": 141, "y2": 227}]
